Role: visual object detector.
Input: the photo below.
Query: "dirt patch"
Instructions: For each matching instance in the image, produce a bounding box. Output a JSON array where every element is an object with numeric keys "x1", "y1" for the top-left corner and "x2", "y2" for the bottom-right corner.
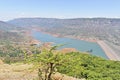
[
  {"x1": 60, "y1": 48, "x2": 77, "y2": 54},
  {"x1": 0, "y1": 59, "x2": 3, "y2": 64}
]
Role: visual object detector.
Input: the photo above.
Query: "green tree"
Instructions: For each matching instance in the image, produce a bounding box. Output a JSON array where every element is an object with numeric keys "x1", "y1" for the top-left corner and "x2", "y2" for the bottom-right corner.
[{"x1": 25, "y1": 45, "x2": 68, "y2": 80}]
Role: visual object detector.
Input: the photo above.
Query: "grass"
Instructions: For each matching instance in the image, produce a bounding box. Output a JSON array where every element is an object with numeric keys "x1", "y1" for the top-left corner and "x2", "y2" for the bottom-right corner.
[
  {"x1": 0, "y1": 63, "x2": 85, "y2": 80},
  {"x1": 0, "y1": 63, "x2": 37, "y2": 80}
]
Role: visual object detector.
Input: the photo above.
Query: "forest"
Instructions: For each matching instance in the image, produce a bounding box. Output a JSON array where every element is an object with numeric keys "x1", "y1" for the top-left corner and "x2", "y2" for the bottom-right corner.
[
  {"x1": 0, "y1": 18, "x2": 120, "y2": 80},
  {"x1": 0, "y1": 43, "x2": 120, "y2": 80}
]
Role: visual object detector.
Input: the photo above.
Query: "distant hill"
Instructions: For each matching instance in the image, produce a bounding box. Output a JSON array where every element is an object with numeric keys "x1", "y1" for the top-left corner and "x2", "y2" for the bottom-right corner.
[
  {"x1": 8, "y1": 18, "x2": 61, "y2": 28},
  {"x1": 8, "y1": 18, "x2": 120, "y2": 43},
  {"x1": 0, "y1": 21, "x2": 19, "y2": 31},
  {"x1": 8, "y1": 18, "x2": 120, "y2": 58},
  {"x1": 8, "y1": 18, "x2": 120, "y2": 29},
  {"x1": 0, "y1": 21, "x2": 26, "y2": 43}
]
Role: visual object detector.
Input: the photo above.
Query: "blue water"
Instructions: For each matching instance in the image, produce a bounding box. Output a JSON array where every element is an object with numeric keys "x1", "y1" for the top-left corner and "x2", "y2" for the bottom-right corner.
[{"x1": 32, "y1": 31, "x2": 108, "y2": 59}]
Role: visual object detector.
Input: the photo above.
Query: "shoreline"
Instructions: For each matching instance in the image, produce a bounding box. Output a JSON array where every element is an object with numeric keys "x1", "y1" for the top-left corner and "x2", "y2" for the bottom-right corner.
[
  {"x1": 30, "y1": 29, "x2": 120, "y2": 61},
  {"x1": 23, "y1": 30, "x2": 41, "y2": 45},
  {"x1": 32, "y1": 28, "x2": 98, "y2": 43},
  {"x1": 43, "y1": 31, "x2": 120, "y2": 61},
  {"x1": 97, "y1": 40, "x2": 120, "y2": 61}
]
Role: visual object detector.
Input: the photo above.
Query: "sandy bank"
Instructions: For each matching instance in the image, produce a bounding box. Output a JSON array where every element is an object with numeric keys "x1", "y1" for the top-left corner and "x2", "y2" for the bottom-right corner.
[
  {"x1": 31, "y1": 29, "x2": 120, "y2": 61},
  {"x1": 97, "y1": 40, "x2": 120, "y2": 61}
]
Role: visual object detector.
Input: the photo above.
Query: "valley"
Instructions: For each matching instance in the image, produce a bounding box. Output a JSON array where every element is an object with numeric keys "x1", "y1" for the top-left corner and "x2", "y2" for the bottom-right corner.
[
  {"x1": 7, "y1": 18, "x2": 120, "y2": 60},
  {"x1": 0, "y1": 18, "x2": 120, "y2": 80}
]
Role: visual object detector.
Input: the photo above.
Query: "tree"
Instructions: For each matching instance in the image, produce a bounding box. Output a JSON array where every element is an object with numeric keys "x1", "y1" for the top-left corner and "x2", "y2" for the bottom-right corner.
[{"x1": 25, "y1": 45, "x2": 67, "y2": 80}]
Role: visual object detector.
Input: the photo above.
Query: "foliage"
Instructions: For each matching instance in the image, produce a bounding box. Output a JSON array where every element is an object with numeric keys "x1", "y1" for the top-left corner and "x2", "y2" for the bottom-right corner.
[
  {"x1": 0, "y1": 43, "x2": 36, "y2": 63},
  {"x1": 1, "y1": 43, "x2": 120, "y2": 80},
  {"x1": 57, "y1": 52, "x2": 120, "y2": 80},
  {"x1": 24, "y1": 45, "x2": 120, "y2": 80},
  {"x1": 25, "y1": 46, "x2": 69, "y2": 80},
  {"x1": 8, "y1": 18, "x2": 120, "y2": 46}
]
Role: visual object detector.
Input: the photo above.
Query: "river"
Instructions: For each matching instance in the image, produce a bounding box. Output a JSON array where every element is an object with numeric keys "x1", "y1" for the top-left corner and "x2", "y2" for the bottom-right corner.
[{"x1": 32, "y1": 30, "x2": 108, "y2": 59}]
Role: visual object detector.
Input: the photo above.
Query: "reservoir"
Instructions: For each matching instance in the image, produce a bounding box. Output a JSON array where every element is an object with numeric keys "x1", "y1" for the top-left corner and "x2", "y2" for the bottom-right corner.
[{"x1": 32, "y1": 30, "x2": 108, "y2": 59}]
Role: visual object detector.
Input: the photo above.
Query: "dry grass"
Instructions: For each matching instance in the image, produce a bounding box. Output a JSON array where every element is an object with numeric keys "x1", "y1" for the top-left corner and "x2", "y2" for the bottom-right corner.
[
  {"x1": 0, "y1": 63, "x2": 85, "y2": 80},
  {"x1": 0, "y1": 63, "x2": 37, "y2": 80},
  {"x1": 52, "y1": 73, "x2": 85, "y2": 80}
]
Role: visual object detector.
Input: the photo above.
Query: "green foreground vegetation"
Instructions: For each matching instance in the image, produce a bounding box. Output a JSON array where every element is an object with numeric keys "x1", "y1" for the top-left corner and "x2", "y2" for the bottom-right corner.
[
  {"x1": 0, "y1": 44, "x2": 120, "y2": 80},
  {"x1": 0, "y1": 18, "x2": 120, "y2": 80},
  {"x1": 58, "y1": 53, "x2": 120, "y2": 80}
]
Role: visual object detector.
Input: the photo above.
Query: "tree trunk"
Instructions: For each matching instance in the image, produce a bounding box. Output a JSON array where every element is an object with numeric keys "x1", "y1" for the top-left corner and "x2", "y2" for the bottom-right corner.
[
  {"x1": 48, "y1": 63, "x2": 54, "y2": 80},
  {"x1": 45, "y1": 66, "x2": 49, "y2": 80},
  {"x1": 38, "y1": 68, "x2": 43, "y2": 80}
]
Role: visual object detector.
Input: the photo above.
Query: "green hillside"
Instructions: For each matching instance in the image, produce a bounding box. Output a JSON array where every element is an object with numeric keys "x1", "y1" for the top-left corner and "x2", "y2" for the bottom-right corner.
[
  {"x1": 0, "y1": 18, "x2": 119, "y2": 80},
  {"x1": 23, "y1": 45, "x2": 120, "y2": 80},
  {"x1": 8, "y1": 18, "x2": 120, "y2": 60},
  {"x1": 57, "y1": 52, "x2": 120, "y2": 80},
  {"x1": 0, "y1": 42, "x2": 120, "y2": 80},
  {"x1": 0, "y1": 21, "x2": 28, "y2": 44}
]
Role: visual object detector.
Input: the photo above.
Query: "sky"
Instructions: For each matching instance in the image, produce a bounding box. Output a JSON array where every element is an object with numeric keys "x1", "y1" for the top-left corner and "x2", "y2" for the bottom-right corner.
[{"x1": 0, "y1": 0, "x2": 120, "y2": 21}]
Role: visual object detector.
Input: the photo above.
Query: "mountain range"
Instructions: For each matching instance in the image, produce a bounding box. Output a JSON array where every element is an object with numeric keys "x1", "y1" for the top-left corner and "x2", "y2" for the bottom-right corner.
[
  {"x1": 0, "y1": 18, "x2": 120, "y2": 56},
  {"x1": 0, "y1": 18, "x2": 119, "y2": 42},
  {"x1": 7, "y1": 18, "x2": 120, "y2": 44}
]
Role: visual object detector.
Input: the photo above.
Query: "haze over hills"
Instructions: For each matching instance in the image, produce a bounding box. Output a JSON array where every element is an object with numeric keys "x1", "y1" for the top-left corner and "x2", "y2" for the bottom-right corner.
[
  {"x1": 8, "y1": 18, "x2": 120, "y2": 41},
  {"x1": 0, "y1": 21, "x2": 17, "y2": 31},
  {"x1": 8, "y1": 18, "x2": 62, "y2": 28},
  {"x1": 1, "y1": 0, "x2": 120, "y2": 79},
  {"x1": 0, "y1": 21, "x2": 26, "y2": 43},
  {"x1": 8, "y1": 18, "x2": 120, "y2": 57},
  {"x1": 0, "y1": 18, "x2": 120, "y2": 79},
  {"x1": 1, "y1": 17, "x2": 120, "y2": 59}
]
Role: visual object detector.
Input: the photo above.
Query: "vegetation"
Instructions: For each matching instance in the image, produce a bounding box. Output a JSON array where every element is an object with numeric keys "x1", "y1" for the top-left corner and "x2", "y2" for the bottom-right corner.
[
  {"x1": 23, "y1": 45, "x2": 120, "y2": 80},
  {"x1": 8, "y1": 18, "x2": 120, "y2": 45},
  {"x1": 0, "y1": 19, "x2": 120, "y2": 79},
  {"x1": 0, "y1": 63, "x2": 37, "y2": 80},
  {"x1": 0, "y1": 31, "x2": 25, "y2": 43},
  {"x1": 0, "y1": 43, "x2": 120, "y2": 80},
  {"x1": 0, "y1": 21, "x2": 31, "y2": 63},
  {"x1": 57, "y1": 52, "x2": 120, "y2": 80},
  {"x1": 24, "y1": 45, "x2": 65, "y2": 80},
  {"x1": 0, "y1": 20, "x2": 28, "y2": 44},
  {"x1": 8, "y1": 18, "x2": 120, "y2": 57},
  {"x1": 0, "y1": 31, "x2": 29, "y2": 63}
]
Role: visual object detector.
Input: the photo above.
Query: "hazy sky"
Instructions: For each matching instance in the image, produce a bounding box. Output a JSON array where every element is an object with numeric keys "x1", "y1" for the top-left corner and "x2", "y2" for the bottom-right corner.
[{"x1": 0, "y1": 0, "x2": 120, "y2": 21}]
